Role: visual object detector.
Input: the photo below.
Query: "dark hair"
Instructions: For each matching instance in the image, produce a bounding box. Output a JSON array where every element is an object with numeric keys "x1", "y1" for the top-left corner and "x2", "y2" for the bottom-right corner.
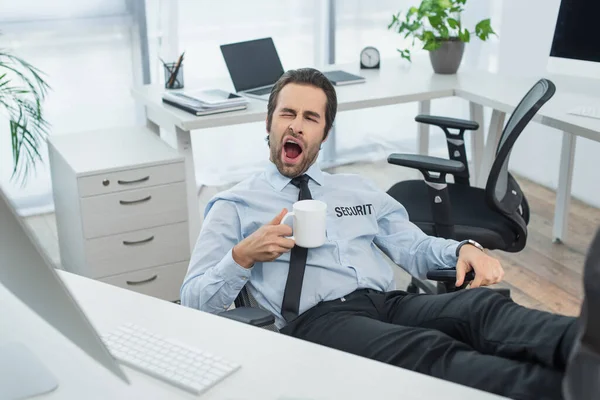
[{"x1": 266, "y1": 68, "x2": 337, "y2": 140}]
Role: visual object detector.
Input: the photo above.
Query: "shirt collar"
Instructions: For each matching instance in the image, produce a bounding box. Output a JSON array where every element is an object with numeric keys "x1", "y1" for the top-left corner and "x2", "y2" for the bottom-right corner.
[{"x1": 266, "y1": 161, "x2": 324, "y2": 192}]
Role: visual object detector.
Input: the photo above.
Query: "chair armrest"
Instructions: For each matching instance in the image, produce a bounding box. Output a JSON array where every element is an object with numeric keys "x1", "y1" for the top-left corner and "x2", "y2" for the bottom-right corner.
[
  {"x1": 220, "y1": 307, "x2": 275, "y2": 327},
  {"x1": 427, "y1": 269, "x2": 475, "y2": 292},
  {"x1": 427, "y1": 269, "x2": 475, "y2": 282},
  {"x1": 388, "y1": 154, "x2": 462, "y2": 238},
  {"x1": 415, "y1": 115, "x2": 477, "y2": 186},
  {"x1": 387, "y1": 153, "x2": 464, "y2": 183},
  {"x1": 415, "y1": 115, "x2": 479, "y2": 131}
]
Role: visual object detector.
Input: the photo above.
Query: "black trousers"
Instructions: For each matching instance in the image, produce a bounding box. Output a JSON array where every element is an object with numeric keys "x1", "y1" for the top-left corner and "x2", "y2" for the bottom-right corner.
[{"x1": 280, "y1": 287, "x2": 577, "y2": 400}]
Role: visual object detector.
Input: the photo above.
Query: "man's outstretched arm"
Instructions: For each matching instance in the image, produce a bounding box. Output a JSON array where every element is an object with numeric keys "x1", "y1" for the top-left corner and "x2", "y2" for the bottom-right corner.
[
  {"x1": 373, "y1": 194, "x2": 459, "y2": 279},
  {"x1": 372, "y1": 186, "x2": 504, "y2": 286}
]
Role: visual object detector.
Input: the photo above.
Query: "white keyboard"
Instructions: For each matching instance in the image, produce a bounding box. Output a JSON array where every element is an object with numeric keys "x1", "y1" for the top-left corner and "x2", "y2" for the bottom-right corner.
[
  {"x1": 569, "y1": 104, "x2": 600, "y2": 120},
  {"x1": 101, "y1": 323, "x2": 241, "y2": 395}
]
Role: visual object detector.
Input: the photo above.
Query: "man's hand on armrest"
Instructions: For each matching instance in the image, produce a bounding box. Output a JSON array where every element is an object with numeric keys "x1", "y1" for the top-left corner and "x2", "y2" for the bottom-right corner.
[
  {"x1": 455, "y1": 244, "x2": 505, "y2": 288},
  {"x1": 232, "y1": 208, "x2": 295, "y2": 269}
]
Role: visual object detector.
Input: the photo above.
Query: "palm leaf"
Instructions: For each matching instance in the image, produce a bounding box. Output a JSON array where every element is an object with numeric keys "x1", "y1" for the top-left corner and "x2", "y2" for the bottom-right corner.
[{"x1": 0, "y1": 46, "x2": 51, "y2": 186}]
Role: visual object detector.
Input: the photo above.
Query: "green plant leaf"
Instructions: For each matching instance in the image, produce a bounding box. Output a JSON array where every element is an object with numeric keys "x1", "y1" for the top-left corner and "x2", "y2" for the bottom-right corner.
[
  {"x1": 0, "y1": 49, "x2": 51, "y2": 185},
  {"x1": 422, "y1": 30, "x2": 436, "y2": 43},
  {"x1": 437, "y1": 24, "x2": 449, "y2": 39},
  {"x1": 420, "y1": 0, "x2": 438, "y2": 14},
  {"x1": 396, "y1": 48, "x2": 412, "y2": 62},
  {"x1": 423, "y1": 39, "x2": 442, "y2": 51},
  {"x1": 458, "y1": 28, "x2": 470, "y2": 43},
  {"x1": 428, "y1": 15, "x2": 442, "y2": 29},
  {"x1": 475, "y1": 18, "x2": 495, "y2": 41},
  {"x1": 447, "y1": 17, "x2": 459, "y2": 29},
  {"x1": 387, "y1": 13, "x2": 399, "y2": 30}
]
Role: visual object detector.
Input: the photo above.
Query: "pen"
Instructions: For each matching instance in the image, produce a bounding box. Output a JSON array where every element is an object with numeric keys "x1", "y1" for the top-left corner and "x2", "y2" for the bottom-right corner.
[{"x1": 168, "y1": 51, "x2": 185, "y2": 87}]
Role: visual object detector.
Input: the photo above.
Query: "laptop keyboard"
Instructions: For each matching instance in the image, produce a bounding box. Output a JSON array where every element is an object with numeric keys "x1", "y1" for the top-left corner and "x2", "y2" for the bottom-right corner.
[
  {"x1": 569, "y1": 104, "x2": 600, "y2": 120},
  {"x1": 246, "y1": 86, "x2": 272, "y2": 96}
]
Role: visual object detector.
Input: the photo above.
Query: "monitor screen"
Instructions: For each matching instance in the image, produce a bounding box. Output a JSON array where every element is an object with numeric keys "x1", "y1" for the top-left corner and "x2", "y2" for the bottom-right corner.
[
  {"x1": 220, "y1": 37, "x2": 285, "y2": 92},
  {"x1": 0, "y1": 188, "x2": 129, "y2": 383},
  {"x1": 550, "y1": 0, "x2": 600, "y2": 63}
]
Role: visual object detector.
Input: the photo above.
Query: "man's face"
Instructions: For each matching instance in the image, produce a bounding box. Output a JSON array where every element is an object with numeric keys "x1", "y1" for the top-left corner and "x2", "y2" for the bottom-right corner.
[{"x1": 268, "y1": 83, "x2": 327, "y2": 178}]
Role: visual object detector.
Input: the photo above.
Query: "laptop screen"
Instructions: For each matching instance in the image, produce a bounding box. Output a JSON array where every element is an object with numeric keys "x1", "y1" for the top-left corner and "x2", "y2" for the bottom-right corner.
[{"x1": 220, "y1": 37, "x2": 285, "y2": 92}]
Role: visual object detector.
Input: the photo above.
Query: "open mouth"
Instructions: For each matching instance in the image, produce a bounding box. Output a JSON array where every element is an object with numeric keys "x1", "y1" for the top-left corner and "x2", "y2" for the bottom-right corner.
[{"x1": 282, "y1": 138, "x2": 303, "y2": 164}]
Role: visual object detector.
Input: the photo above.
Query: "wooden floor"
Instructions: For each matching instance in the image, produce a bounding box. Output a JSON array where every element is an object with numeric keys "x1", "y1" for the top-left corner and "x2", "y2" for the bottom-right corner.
[
  {"x1": 25, "y1": 160, "x2": 598, "y2": 317},
  {"x1": 488, "y1": 175, "x2": 597, "y2": 316}
]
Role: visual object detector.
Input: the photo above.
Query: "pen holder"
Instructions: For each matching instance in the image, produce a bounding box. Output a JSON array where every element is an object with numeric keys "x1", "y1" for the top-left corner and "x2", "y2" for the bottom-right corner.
[{"x1": 164, "y1": 62, "x2": 184, "y2": 89}]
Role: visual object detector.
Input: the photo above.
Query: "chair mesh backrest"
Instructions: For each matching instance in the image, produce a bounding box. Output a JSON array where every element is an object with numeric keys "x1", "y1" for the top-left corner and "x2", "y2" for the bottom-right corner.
[{"x1": 485, "y1": 79, "x2": 556, "y2": 216}]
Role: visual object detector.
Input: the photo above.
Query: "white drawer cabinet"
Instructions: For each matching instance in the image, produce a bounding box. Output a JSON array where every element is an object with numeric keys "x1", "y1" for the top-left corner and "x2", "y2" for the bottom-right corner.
[
  {"x1": 99, "y1": 261, "x2": 189, "y2": 302},
  {"x1": 48, "y1": 126, "x2": 191, "y2": 301},
  {"x1": 80, "y1": 182, "x2": 187, "y2": 238},
  {"x1": 84, "y1": 221, "x2": 190, "y2": 278},
  {"x1": 77, "y1": 162, "x2": 185, "y2": 197}
]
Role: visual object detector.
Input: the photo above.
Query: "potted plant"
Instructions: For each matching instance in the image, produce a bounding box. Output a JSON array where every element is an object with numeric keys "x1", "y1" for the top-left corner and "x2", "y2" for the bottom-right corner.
[
  {"x1": 0, "y1": 41, "x2": 50, "y2": 185},
  {"x1": 388, "y1": 0, "x2": 496, "y2": 74}
]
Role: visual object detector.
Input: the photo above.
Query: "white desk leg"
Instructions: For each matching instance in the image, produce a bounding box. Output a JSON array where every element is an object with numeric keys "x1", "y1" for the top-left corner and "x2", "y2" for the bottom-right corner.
[
  {"x1": 175, "y1": 126, "x2": 201, "y2": 251},
  {"x1": 143, "y1": 109, "x2": 199, "y2": 250},
  {"x1": 469, "y1": 102, "x2": 484, "y2": 185},
  {"x1": 418, "y1": 100, "x2": 431, "y2": 155},
  {"x1": 477, "y1": 109, "x2": 505, "y2": 187},
  {"x1": 553, "y1": 132, "x2": 577, "y2": 243},
  {"x1": 146, "y1": 118, "x2": 160, "y2": 136}
]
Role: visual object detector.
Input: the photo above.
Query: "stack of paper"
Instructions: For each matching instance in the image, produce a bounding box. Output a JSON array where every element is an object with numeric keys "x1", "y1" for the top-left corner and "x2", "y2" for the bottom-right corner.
[{"x1": 162, "y1": 89, "x2": 248, "y2": 116}]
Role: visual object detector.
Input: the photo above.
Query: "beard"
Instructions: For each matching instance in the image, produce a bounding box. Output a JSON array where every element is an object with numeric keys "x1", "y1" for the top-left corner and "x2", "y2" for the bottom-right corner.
[{"x1": 269, "y1": 129, "x2": 320, "y2": 178}]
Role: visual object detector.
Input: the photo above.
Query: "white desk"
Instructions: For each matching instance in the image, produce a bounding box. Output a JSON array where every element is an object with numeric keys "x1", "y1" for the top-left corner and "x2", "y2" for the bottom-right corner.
[
  {"x1": 131, "y1": 58, "x2": 600, "y2": 247},
  {"x1": 1, "y1": 270, "x2": 507, "y2": 400}
]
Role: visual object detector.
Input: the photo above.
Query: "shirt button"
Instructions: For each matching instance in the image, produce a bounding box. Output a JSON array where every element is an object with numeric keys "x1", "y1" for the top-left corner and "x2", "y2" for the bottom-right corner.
[
  {"x1": 241, "y1": 277, "x2": 247, "y2": 281},
  {"x1": 223, "y1": 305, "x2": 228, "y2": 309}
]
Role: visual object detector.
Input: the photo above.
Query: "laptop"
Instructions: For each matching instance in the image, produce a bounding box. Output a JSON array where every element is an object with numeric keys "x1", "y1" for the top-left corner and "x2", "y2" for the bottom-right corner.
[
  {"x1": 0, "y1": 187, "x2": 239, "y2": 398},
  {"x1": 220, "y1": 37, "x2": 285, "y2": 100}
]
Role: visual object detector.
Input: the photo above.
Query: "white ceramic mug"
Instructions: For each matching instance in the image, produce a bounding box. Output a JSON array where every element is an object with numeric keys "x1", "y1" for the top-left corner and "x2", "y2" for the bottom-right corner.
[{"x1": 280, "y1": 200, "x2": 327, "y2": 248}]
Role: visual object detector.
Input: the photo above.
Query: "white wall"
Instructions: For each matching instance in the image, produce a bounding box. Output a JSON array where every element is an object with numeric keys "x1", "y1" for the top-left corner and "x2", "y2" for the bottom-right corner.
[{"x1": 497, "y1": 0, "x2": 600, "y2": 208}]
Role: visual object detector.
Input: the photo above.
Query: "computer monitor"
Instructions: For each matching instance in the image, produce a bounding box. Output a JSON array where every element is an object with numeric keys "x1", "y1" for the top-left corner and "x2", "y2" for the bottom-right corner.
[
  {"x1": 0, "y1": 187, "x2": 128, "y2": 397},
  {"x1": 547, "y1": 0, "x2": 600, "y2": 79},
  {"x1": 220, "y1": 37, "x2": 285, "y2": 97}
]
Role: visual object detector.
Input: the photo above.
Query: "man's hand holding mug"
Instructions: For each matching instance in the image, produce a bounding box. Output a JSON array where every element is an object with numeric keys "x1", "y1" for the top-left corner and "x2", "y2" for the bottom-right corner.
[{"x1": 232, "y1": 200, "x2": 327, "y2": 269}]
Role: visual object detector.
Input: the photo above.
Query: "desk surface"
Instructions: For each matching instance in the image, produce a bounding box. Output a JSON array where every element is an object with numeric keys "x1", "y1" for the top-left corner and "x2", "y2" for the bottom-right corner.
[
  {"x1": 131, "y1": 58, "x2": 600, "y2": 142},
  {"x1": 1, "y1": 271, "x2": 507, "y2": 400},
  {"x1": 131, "y1": 60, "x2": 457, "y2": 132}
]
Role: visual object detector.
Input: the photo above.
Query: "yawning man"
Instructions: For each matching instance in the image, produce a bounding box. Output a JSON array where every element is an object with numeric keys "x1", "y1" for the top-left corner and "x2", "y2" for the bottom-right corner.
[{"x1": 181, "y1": 67, "x2": 600, "y2": 400}]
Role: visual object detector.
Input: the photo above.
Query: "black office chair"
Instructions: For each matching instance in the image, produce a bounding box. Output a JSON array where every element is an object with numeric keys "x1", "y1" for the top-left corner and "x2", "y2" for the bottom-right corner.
[
  {"x1": 386, "y1": 78, "x2": 556, "y2": 295},
  {"x1": 211, "y1": 285, "x2": 278, "y2": 328},
  {"x1": 413, "y1": 115, "x2": 480, "y2": 187}
]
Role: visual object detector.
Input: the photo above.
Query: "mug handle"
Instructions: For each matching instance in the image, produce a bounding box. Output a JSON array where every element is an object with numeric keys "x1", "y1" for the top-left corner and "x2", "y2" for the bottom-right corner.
[{"x1": 280, "y1": 211, "x2": 295, "y2": 240}]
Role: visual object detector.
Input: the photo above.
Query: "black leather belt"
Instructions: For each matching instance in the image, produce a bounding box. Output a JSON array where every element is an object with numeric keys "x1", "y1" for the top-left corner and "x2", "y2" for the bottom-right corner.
[{"x1": 340, "y1": 288, "x2": 383, "y2": 302}]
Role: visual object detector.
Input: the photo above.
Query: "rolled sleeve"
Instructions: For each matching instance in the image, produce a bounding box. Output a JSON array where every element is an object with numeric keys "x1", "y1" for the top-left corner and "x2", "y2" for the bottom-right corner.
[
  {"x1": 216, "y1": 248, "x2": 252, "y2": 291},
  {"x1": 180, "y1": 198, "x2": 249, "y2": 314},
  {"x1": 441, "y1": 242, "x2": 460, "y2": 268}
]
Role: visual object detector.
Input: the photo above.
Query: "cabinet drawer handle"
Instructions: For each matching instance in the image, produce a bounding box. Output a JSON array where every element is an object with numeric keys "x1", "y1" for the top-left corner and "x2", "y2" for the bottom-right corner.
[
  {"x1": 119, "y1": 195, "x2": 152, "y2": 205},
  {"x1": 122, "y1": 235, "x2": 155, "y2": 246},
  {"x1": 118, "y1": 176, "x2": 150, "y2": 185},
  {"x1": 126, "y1": 274, "x2": 158, "y2": 286}
]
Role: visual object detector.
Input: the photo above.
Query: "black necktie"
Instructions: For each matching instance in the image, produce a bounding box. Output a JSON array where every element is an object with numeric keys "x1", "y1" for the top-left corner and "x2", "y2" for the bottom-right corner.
[{"x1": 281, "y1": 174, "x2": 312, "y2": 321}]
